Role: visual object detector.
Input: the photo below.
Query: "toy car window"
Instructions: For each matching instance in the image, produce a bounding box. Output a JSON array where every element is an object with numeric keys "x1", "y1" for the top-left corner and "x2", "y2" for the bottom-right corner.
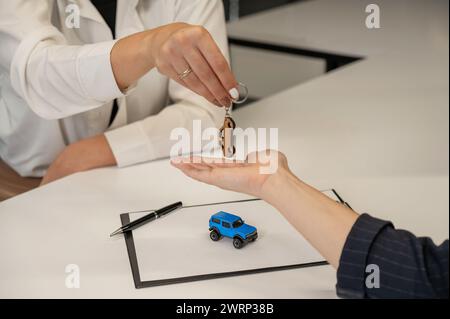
[
  {"x1": 232, "y1": 219, "x2": 244, "y2": 228},
  {"x1": 212, "y1": 218, "x2": 220, "y2": 224},
  {"x1": 222, "y1": 221, "x2": 231, "y2": 228}
]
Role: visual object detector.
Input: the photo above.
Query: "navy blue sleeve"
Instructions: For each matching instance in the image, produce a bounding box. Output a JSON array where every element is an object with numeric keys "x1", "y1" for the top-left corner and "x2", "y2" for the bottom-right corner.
[{"x1": 336, "y1": 213, "x2": 449, "y2": 299}]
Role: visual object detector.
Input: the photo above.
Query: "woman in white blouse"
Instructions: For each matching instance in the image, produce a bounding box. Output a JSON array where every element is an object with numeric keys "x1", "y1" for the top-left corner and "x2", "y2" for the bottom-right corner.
[{"x1": 0, "y1": 0, "x2": 237, "y2": 184}]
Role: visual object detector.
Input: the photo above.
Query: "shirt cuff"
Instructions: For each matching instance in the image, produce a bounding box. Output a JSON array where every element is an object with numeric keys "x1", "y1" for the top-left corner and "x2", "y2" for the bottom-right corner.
[
  {"x1": 336, "y1": 214, "x2": 392, "y2": 298},
  {"x1": 104, "y1": 121, "x2": 156, "y2": 168},
  {"x1": 77, "y1": 40, "x2": 125, "y2": 102}
]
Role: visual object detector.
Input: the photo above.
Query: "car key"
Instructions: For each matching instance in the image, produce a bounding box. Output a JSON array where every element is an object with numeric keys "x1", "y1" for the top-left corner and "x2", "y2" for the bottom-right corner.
[
  {"x1": 219, "y1": 82, "x2": 248, "y2": 158},
  {"x1": 220, "y1": 104, "x2": 236, "y2": 158}
]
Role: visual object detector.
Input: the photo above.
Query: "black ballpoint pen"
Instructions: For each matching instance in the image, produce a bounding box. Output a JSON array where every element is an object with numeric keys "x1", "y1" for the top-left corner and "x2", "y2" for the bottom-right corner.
[{"x1": 110, "y1": 201, "x2": 183, "y2": 237}]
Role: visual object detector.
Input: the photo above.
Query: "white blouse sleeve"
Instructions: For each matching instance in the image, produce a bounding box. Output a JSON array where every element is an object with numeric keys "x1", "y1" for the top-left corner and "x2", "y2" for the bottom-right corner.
[{"x1": 0, "y1": 0, "x2": 124, "y2": 119}]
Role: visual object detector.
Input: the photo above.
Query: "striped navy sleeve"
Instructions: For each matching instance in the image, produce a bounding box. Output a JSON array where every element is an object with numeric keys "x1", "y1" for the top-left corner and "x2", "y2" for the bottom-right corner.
[{"x1": 336, "y1": 213, "x2": 449, "y2": 299}]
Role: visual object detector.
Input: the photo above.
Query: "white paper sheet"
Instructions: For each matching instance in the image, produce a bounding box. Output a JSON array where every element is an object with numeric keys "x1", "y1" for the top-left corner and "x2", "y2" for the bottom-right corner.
[{"x1": 131, "y1": 196, "x2": 336, "y2": 282}]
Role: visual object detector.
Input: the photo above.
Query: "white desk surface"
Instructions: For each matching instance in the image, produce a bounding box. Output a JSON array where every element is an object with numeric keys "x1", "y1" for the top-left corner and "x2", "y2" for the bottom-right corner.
[
  {"x1": 0, "y1": 0, "x2": 448, "y2": 298},
  {"x1": 227, "y1": 0, "x2": 449, "y2": 57}
]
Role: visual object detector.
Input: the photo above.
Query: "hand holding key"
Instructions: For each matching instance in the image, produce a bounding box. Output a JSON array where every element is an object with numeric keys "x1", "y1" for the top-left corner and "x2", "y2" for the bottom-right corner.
[{"x1": 111, "y1": 23, "x2": 240, "y2": 107}]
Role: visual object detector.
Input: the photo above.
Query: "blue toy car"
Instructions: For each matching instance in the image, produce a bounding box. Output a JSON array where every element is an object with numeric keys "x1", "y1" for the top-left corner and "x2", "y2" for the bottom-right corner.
[{"x1": 209, "y1": 211, "x2": 258, "y2": 249}]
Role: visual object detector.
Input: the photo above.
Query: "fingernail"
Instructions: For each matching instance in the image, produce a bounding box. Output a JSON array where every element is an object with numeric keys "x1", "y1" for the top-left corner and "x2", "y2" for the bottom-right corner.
[{"x1": 229, "y1": 88, "x2": 239, "y2": 100}]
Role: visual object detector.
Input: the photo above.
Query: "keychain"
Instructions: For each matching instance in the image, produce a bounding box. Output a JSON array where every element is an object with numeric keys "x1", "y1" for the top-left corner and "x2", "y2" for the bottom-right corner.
[
  {"x1": 220, "y1": 82, "x2": 248, "y2": 158},
  {"x1": 220, "y1": 104, "x2": 236, "y2": 158}
]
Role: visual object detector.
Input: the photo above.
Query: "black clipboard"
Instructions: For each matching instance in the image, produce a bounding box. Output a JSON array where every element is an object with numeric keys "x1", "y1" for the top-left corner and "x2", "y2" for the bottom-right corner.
[{"x1": 121, "y1": 190, "x2": 349, "y2": 289}]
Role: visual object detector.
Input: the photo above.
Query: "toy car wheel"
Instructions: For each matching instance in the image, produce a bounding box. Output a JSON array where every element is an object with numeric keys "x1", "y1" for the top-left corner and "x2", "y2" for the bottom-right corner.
[
  {"x1": 233, "y1": 237, "x2": 244, "y2": 249},
  {"x1": 210, "y1": 230, "x2": 221, "y2": 241}
]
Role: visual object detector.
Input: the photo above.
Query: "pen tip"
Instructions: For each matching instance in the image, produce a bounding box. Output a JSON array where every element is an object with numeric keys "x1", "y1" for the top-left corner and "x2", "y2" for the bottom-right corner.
[{"x1": 110, "y1": 229, "x2": 122, "y2": 237}]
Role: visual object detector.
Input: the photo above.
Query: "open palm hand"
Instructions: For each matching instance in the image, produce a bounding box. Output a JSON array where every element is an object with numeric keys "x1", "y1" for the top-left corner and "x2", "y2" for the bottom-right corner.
[{"x1": 171, "y1": 150, "x2": 289, "y2": 198}]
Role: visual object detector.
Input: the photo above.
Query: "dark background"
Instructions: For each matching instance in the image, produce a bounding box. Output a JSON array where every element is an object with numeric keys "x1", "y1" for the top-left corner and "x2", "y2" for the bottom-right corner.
[{"x1": 222, "y1": 0, "x2": 303, "y2": 21}]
